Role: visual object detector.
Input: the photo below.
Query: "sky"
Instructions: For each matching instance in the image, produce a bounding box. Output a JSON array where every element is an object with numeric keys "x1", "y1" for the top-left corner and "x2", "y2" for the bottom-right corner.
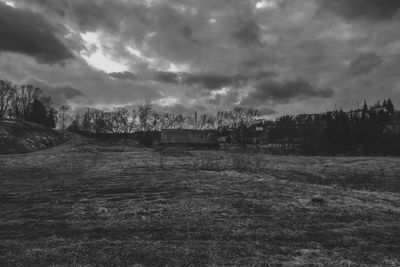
[{"x1": 0, "y1": 0, "x2": 400, "y2": 117}]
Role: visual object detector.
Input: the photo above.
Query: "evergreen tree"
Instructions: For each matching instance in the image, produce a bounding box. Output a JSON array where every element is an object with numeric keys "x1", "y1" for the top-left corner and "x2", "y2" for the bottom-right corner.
[
  {"x1": 47, "y1": 108, "x2": 57, "y2": 128},
  {"x1": 386, "y1": 98, "x2": 395, "y2": 116},
  {"x1": 361, "y1": 100, "x2": 368, "y2": 119},
  {"x1": 27, "y1": 99, "x2": 48, "y2": 126}
]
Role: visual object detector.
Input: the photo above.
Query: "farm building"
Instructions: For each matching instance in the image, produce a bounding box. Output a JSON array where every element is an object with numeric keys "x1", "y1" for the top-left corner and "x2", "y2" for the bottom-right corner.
[{"x1": 159, "y1": 129, "x2": 218, "y2": 148}]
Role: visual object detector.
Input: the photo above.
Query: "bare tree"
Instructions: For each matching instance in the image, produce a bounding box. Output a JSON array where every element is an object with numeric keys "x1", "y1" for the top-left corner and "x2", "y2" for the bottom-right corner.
[
  {"x1": 174, "y1": 114, "x2": 185, "y2": 129},
  {"x1": 217, "y1": 107, "x2": 260, "y2": 128},
  {"x1": 138, "y1": 102, "x2": 152, "y2": 131},
  {"x1": 149, "y1": 112, "x2": 161, "y2": 131},
  {"x1": 92, "y1": 109, "x2": 112, "y2": 134},
  {"x1": 9, "y1": 84, "x2": 40, "y2": 121},
  {"x1": 113, "y1": 108, "x2": 134, "y2": 137},
  {"x1": 0, "y1": 80, "x2": 14, "y2": 119},
  {"x1": 59, "y1": 105, "x2": 70, "y2": 130},
  {"x1": 82, "y1": 108, "x2": 92, "y2": 132},
  {"x1": 40, "y1": 95, "x2": 53, "y2": 114},
  {"x1": 186, "y1": 112, "x2": 200, "y2": 129},
  {"x1": 161, "y1": 113, "x2": 175, "y2": 129}
]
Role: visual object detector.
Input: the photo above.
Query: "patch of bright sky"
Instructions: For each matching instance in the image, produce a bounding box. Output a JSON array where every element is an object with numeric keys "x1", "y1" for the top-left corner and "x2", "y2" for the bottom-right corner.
[
  {"x1": 126, "y1": 45, "x2": 157, "y2": 65},
  {"x1": 255, "y1": 0, "x2": 278, "y2": 10},
  {"x1": 1, "y1": 0, "x2": 15, "y2": 7},
  {"x1": 167, "y1": 62, "x2": 190, "y2": 73},
  {"x1": 141, "y1": 0, "x2": 160, "y2": 7},
  {"x1": 80, "y1": 32, "x2": 128, "y2": 73},
  {"x1": 79, "y1": 27, "x2": 190, "y2": 75},
  {"x1": 154, "y1": 96, "x2": 179, "y2": 107},
  {"x1": 210, "y1": 87, "x2": 229, "y2": 97}
]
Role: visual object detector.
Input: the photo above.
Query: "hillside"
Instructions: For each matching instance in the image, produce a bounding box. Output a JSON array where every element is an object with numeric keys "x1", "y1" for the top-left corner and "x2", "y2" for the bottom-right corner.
[{"x1": 0, "y1": 120, "x2": 68, "y2": 154}]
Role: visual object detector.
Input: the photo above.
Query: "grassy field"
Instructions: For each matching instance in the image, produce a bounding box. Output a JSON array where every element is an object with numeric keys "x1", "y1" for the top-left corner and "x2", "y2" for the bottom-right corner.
[{"x1": 0, "y1": 136, "x2": 400, "y2": 266}]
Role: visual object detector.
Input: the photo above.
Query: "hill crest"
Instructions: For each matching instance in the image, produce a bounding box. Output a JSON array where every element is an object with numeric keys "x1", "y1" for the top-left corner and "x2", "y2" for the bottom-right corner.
[{"x1": 0, "y1": 120, "x2": 68, "y2": 154}]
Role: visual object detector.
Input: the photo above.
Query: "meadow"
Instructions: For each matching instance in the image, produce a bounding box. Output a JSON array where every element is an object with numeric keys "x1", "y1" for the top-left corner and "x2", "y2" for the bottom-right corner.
[{"x1": 0, "y1": 136, "x2": 399, "y2": 266}]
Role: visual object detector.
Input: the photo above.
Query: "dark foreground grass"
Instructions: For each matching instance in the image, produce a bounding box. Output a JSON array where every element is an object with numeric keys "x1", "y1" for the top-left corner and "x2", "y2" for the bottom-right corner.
[{"x1": 0, "y1": 137, "x2": 400, "y2": 266}]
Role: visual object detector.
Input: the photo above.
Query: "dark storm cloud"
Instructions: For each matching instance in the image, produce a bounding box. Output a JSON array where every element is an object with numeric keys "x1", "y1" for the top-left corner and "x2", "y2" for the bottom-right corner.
[
  {"x1": 152, "y1": 70, "x2": 274, "y2": 90},
  {"x1": 22, "y1": 77, "x2": 88, "y2": 107},
  {"x1": 349, "y1": 52, "x2": 383, "y2": 76},
  {"x1": 5, "y1": 0, "x2": 400, "y2": 114},
  {"x1": 251, "y1": 70, "x2": 276, "y2": 81},
  {"x1": 154, "y1": 71, "x2": 180, "y2": 84},
  {"x1": 70, "y1": 1, "x2": 123, "y2": 32},
  {"x1": 259, "y1": 107, "x2": 277, "y2": 116},
  {"x1": 109, "y1": 71, "x2": 138, "y2": 81},
  {"x1": 179, "y1": 25, "x2": 200, "y2": 44},
  {"x1": 182, "y1": 73, "x2": 240, "y2": 90},
  {"x1": 181, "y1": 71, "x2": 276, "y2": 90},
  {"x1": 242, "y1": 78, "x2": 334, "y2": 105},
  {"x1": 17, "y1": 0, "x2": 126, "y2": 32},
  {"x1": 23, "y1": 0, "x2": 68, "y2": 16},
  {"x1": 0, "y1": 3, "x2": 73, "y2": 64},
  {"x1": 151, "y1": 71, "x2": 238, "y2": 89},
  {"x1": 319, "y1": 0, "x2": 400, "y2": 22},
  {"x1": 232, "y1": 20, "x2": 262, "y2": 46},
  {"x1": 57, "y1": 86, "x2": 85, "y2": 100}
]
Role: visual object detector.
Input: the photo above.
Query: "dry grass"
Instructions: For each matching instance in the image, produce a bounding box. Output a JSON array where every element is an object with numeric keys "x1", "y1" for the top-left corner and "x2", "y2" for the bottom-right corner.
[
  {"x1": 0, "y1": 120, "x2": 68, "y2": 154},
  {"x1": 0, "y1": 136, "x2": 400, "y2": 266}
]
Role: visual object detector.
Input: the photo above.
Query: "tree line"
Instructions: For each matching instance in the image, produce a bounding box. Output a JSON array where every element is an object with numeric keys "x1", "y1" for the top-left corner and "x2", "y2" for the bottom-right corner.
[
  {"x1": 68, "y1": 104, "x2": 261, "y2": 134},
  {"x1": 2, "y1": 79, "x2": 399, "y2": 155},
  {"x1": 265, "y1": 99, "x2": 399, "y2": 155},
  {"x1": 68, "y1": 98, "x2": 400, "y2": 156},
  {"x1": 0, "y1": 80, "x2": 57, "y2": 128}
]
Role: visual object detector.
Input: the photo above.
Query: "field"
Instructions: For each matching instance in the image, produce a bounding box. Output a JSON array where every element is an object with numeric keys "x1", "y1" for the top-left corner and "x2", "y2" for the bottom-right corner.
[{"x1": 0, "y1": 136, "x2": 400, "y2": 266}]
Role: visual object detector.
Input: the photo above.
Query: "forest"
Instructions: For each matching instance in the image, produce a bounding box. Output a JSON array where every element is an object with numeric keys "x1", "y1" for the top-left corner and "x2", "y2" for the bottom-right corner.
[{"x1": 0, "y1": 80, "x2": 56, "y2": 128}]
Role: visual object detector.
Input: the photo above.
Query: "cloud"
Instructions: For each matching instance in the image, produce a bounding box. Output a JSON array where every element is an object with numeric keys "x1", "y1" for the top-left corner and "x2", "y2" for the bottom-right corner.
[
  {"x1": 153, "y1": 70, "x2": 275, "y2": 90},
  {"x1": 150, "y1": 71, "x2": 240, "y2": 90},
  {"x1": 153, "y1": 71, "x2": 180, "y2": 84},
  {"x1": 0, "y1": 3, "x2": 73, "y2": 64},
  {"x1": 349, "y1": 52, "x2": 383, "y2": 75},
  {"x1": 181, "y1": 73, "x2": 240, "y2": 90},
  {"x1": 232, "y1": 20, "x2": 262, "y2": 46},
  {"x1": 17, "y1": 0, "x2": 125, "y2": 32},
  {"x1": 109, "y1": 71, "x2": 138, "y2": 81},
  {"x1": 153, "y1": 103, "x2": 208, "y2": 115},
  {"x1": 2, "y1": 0, "x2": 400, "y2": 116},
  {"x1": 21, "y1": 77, "x2": 88, "y2": 107},
  {"x1": 319, "y1": 0, "x2": 400, "y2": 22},
  {"x1": 242, "y1": 78, "x2": 334, "y2": 105},
  {"x1": 259, "y1": 106, "x2": 277, "y2": 115},
  {"x1": 179, "y1": 25, "x2": 200, "y2": 44}
]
